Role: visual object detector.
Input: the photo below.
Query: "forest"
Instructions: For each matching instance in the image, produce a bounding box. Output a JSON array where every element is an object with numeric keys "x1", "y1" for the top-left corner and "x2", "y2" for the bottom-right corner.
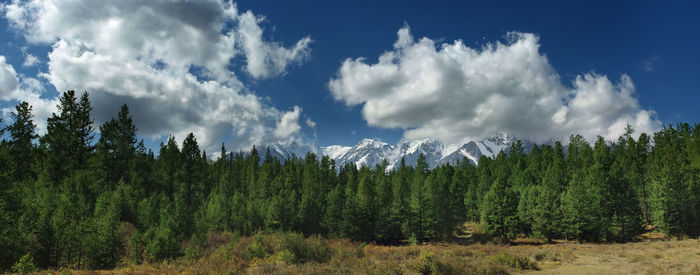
[{"x1": 0, "y1": 90, "x2": 699, "y2": 272}]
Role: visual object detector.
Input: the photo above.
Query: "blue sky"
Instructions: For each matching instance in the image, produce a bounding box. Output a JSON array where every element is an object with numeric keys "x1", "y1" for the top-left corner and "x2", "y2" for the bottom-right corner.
[{"x1": 0, "y1": 0, "x2": 698, "y2": 152}]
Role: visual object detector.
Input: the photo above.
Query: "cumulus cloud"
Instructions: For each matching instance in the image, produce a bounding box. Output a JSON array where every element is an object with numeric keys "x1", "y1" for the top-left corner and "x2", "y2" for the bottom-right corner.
[
  {"x1": 0, "y1": 55, "x2": 57, "y2": 133},
  {"x1": 3, "y1": 0, "x2": 313, "y2": 151},
  {"x1": 238, "y1": 11, "x2": 312, "y2": 79},
  {"x1": 305, "y1": 118, "x2": 316, "y2": 128},
  {"x1": 22, "y1": 53, "x2": 40, "y2": 67},
  {"x1": 272, "y1": 106, "x2": 301, "y2": 141},
  {"x1": 329, "y1": 26, "x2": 661, "y2": 144},
  {"x1": 0, "y1": 56, "x2": 20, "y2": 101}
]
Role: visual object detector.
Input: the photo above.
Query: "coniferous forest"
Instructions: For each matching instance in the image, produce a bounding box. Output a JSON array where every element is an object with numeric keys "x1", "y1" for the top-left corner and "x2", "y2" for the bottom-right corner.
[{"x1": 1, "y1": 90, "x2": 699, "y2": 271}]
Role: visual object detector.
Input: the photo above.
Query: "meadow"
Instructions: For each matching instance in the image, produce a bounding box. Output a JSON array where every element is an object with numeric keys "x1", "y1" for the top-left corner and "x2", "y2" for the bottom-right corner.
[{"x1": 30, "y1": 223, "x2": 700, "y2": 275}]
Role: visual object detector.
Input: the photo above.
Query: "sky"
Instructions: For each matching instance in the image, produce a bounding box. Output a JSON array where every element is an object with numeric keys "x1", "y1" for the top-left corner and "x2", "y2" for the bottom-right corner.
[{"x1": 0, "y1": 0, "x2": 698, "y2": 153}]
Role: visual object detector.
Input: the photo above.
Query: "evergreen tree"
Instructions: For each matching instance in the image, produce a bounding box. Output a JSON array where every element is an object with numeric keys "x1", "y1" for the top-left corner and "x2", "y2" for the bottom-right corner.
[
  {"x1": 158, "y1": 136, "x2": 180, "y2": 200},
  {"x1": 481, "y1": 176, "x2": 518, "y2": 243},
  {"x1": 608, "y1": 129, "x2": 644, "y2": 242},
  {"x1": 409, "y1": 153, "x2": 429, "y2": 241},
  {"x1": 42, "y1": 90, "x2": 95, "y2": 183},
  {"x1": 647, "y1": 124, "x2": 697, "y2": 237},
  {"x1": 356, "y1": 166, "x2": 377, "y2": 241},
  {"x1": 299, "y1": 153, "x2": 323, "y2": 235},
  {"x1": 532, "y1": 162, "x2": 563, "y2": 242},
  {"x1": 7, "y1": 101, "x2": 38, "y2": 182},
  {"x1": 97, "y1": 104, "x2": 137, "y2": 186}
]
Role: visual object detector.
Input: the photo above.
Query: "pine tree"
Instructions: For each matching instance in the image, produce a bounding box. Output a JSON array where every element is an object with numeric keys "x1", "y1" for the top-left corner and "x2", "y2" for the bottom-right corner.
[
  {"x1": 97, "y1": 104, "x2": 137, "y2": 186},
  {"x1": 42, "y1": 91, "x2": 95, "y2": 183},
  {"x1": 608, "y1": 128, "x2": 644, "y2": 242},
  {"x1": 481, "y1": 176, "x2": 518, "y2": 243},
  {"x1": 561, "y1": 135, "x2": 606, "y2": 242},
  {"x1": 532, "y1": 162, "x2": 563, "y2": 242},
  {"x1": 158, "y1": 136, "x2": 180, "y2": 200},
  {"x1": 374, "y1": 160, "x2": 394, "y2": 243},
  {"x1": 647, "y1": 124, "x2": 696, "y2": 238},
  {"x1": 356, "y1": 166, "x2": 377, "y2": 241},
  {"x1": 299, "y1": 153, "x2": 322, "y2": 235},
  {"x1": 590, "y1": 136, "x2": 614, "y2": 241},
  {"x1": 409, "y1": 153, "x2": 429, "y2": 241},
  {"x1": 7, "y1": 101, "x2": 38, "y2": 182}
]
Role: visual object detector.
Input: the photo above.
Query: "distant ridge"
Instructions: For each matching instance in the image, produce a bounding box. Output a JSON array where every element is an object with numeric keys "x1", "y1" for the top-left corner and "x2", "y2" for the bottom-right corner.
[{"x1": 262, "y1": 134, "x2": 537, "y2": 169}]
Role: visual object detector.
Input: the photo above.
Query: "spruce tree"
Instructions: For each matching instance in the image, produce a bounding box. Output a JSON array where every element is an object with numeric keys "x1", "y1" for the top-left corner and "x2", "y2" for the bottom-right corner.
[
  {"x1": 532, "y1": 162, "x2": 563, "y2": 242},
  {"x1": 481, "y1": 176, "x2": 518, "y2": 243},
  {"x1": 97, "y1": 104, "x2": 137, "y2": 187},
  {"x1": 608, "y1": 129, "x2": 644, "y2": 242},
  {"x1": 8, "y1": 101, "x2": 38, "y2": 182}
]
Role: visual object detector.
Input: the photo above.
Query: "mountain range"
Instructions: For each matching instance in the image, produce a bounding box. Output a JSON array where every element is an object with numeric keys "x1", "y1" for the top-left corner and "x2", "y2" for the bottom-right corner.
[{"x1": 262, "y1": 134, "x2": 535, "y2": 169}]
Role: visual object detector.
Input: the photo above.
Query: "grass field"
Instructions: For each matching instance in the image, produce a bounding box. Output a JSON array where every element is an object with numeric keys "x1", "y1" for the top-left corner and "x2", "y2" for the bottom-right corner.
[{"x1": 31, "y1": 224, "x2": 700, "y2": 274}]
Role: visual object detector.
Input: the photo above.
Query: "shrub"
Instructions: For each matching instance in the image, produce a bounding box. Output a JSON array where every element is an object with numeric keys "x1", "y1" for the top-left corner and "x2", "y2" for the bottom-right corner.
[
  {"x1": 492, "y1": 252, "x2": 538, "y2": 270},
  {"x1": 306, "y1": 235, "x2": 332, "y2": 263},
  {"x1": 409, "y1": 233, "x2": 419, "y2": 246},
  {"x1": 274, "y1": 233, "x2": 332, "y2": 264},
  {"x1": 246, "y1": 233, "x2": 269, "y2": 260},
  {"x1": 407, "y1": 251, "x2": 455, "y2": 275},
  {"x1": 12, "y1": 253, "x2": 36, "y2": 273}
]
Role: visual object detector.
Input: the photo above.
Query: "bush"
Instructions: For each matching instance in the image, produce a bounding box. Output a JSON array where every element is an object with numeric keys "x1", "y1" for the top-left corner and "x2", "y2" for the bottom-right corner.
[
  {"x1": 145, "y1": 225, "x2": 182, "y2": 261},
  {"x1": 492, "y1": 252, "x2": 538, "y2": 270},
  {"x1": 246, "y1": 233, "x2": 269, "y2": 260},
  {"x1": 12, "y1": 253, "x2": 36, "y2": 273},
  {"x1": 408, "y1": 233, "x2": 419, "y2": 246},
  {"x1": 306, "y1": 235, "x2": 332, "y2": 263},
  {"x1": 407, "y1": 251, "x2": 455, "y2": 275},
  {"x1": 274, "y1": 233, "x2": 332, "y2": 264}
]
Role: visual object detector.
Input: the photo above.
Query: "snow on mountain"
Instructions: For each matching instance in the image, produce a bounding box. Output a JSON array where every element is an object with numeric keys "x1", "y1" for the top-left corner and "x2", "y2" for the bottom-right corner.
[
  {"x1": 319, "y1": 134, "x2": 534, "y2": 170},
  {"x1": 259, "y1": 134, "x2": 534, "y2": 170},
  {"x1": 322, "y1": 145, "x2": 352, "y2": 159},
  {"x1": 265, "y1": 142, "x2": 319, "y2": 161}
]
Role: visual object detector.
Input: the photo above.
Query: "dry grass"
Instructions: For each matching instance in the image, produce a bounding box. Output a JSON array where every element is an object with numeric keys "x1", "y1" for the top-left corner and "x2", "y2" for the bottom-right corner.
[{"x1": 29, "y1": 225, "x2": 700, "y2": 275}]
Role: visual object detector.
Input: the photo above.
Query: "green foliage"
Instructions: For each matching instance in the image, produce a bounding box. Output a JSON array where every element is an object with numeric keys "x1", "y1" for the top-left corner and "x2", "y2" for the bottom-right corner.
[
  {"x1": 1, "y1": 92, "x2": 696, "y2": 272},
  {"x1": 274, "y1": 233, "x2": 331, "y2": 264},
  {"x1": 12, "y1": 253, "x2": 36, "y2": 273},
  {"x1": 647, "y1": 124, "x2": 699, "y2": 238},
  {"x1": 481, "y1": 177, "x2": 518, "y2": 243},
  {"x1": 492, "y1": 252, "x2": 538, "y2": 270},
  {"x1": 532, "y1": 162, "x2": 564, "y2": 242},
  {"x1": 246, "y1": 233, "x2": 269, "y2": 260},
  {"x1": 561, "y1": 170, "x2": 605, "y2": 242}
]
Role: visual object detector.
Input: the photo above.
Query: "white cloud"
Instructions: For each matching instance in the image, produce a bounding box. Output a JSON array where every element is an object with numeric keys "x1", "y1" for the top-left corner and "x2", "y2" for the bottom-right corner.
[
  {"x1": 329, "y1": 26, "x2": 661, "y2": 144},
  {"x1": 20, "y1": 76, "x2": 44, "y2": 92},
  {"x1": 272, "y1": 106, "x2": 301, "y2": 141},
  {"x1": 0, "y1": 56, "x2": 21, "y2": 101},
  {"x1": 305, "y1": 117, "x2": 316, "y2": 128},
  {"x1": 22, "y1": 53, "x2": 40, "y2": 67},
  {"x1": 3, "y1": 0, "x2": 313, "y2": 151},
  {"x1": 0, "y1": 55, "x2": 57, "y2": 133},
  {"x1": 238, "y1": 11, "x2": 312, "y2": 79}
]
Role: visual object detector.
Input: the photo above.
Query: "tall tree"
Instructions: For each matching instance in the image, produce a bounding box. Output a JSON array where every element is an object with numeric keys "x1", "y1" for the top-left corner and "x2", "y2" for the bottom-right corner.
[
  {"x1": 532, "y1": 162, "x2": 564, "y2": 242},
  {"x1": 42, "y1": 90, "x2": 95, "y2": 183},
  {"x1": 409, "y1": 153, "x2": 429, "y2": 241},
  {"x1": 647, "y1": 124, "x2": 696, "y2": 238},
  {"x1": 97, "y1": 104, "x2": 137, "y2": 186},
  {"x1": 481, "y1": 176, "x2": 518, "y2": 243},
  {"x1": 608, "y1": 128, "x2": 644, "y2": 241},
  {"x1": 7, "y1": 101, "x2": 38, "y2": 181}
]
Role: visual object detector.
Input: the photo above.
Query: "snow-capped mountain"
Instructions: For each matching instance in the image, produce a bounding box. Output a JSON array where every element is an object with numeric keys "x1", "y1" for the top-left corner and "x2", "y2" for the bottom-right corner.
[
  {"x1": 258, "y1": 134, "x2": 534, "y2": 169},
  {"x1": 264, "y1": 142, "x2": 319, "y2": 161},
  {"x1": 322, "y1": 138, "x2": 397, "y2": 168},
  {"x1": 321, "y1": 134, "x2": 534, "y2": 169}
]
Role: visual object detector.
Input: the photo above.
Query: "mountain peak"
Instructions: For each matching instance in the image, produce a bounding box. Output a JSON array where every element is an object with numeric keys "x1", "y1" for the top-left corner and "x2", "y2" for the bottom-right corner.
[
  {"x1": 356, "y1": 138, "x2": 389, "y2": 149},
  {"x1": 317, "y1": 134, "x2": 534, "y2": 170}
]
